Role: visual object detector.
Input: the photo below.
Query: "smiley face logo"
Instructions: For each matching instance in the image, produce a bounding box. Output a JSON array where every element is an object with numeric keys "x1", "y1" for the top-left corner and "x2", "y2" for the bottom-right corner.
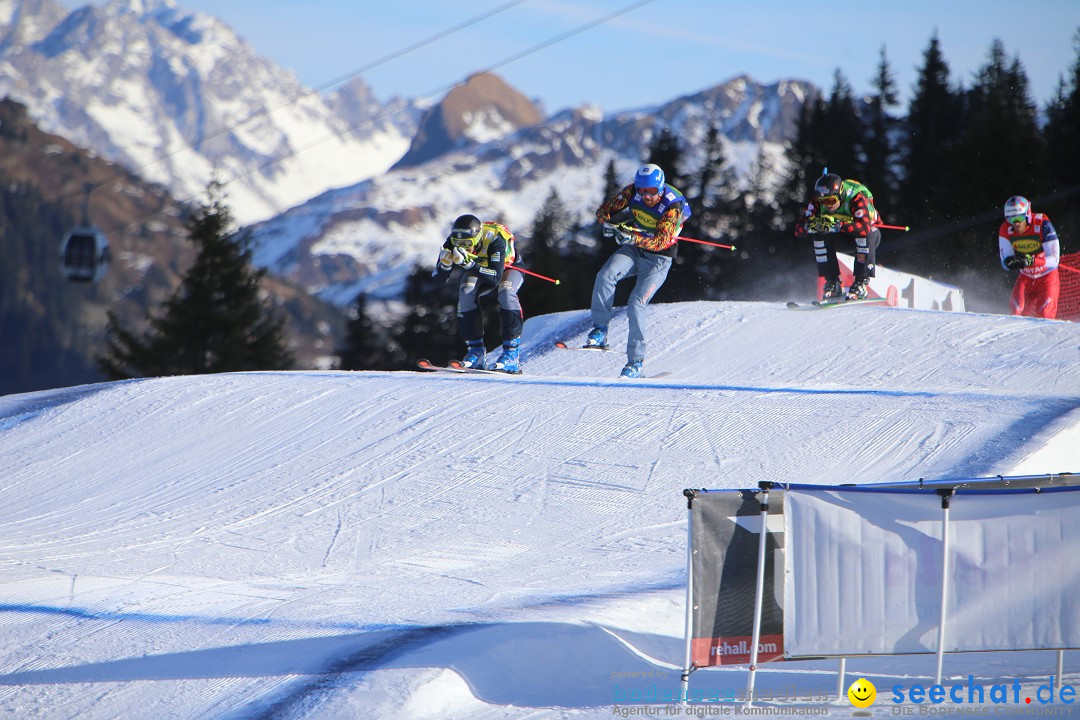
[{"x1": 847, "y1": 678, "x2": 876, "y2": 708}]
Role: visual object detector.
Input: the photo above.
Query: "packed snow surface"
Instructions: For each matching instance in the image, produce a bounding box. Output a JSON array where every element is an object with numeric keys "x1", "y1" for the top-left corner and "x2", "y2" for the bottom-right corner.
[{"x1": 0, "y1": 301, "x2": 1077, "y2": 719}]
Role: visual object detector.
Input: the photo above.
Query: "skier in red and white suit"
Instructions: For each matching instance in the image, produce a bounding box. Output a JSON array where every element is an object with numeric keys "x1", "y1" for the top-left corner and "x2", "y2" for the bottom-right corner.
[{"x1": 998, "y1": 195, "x2": 1060, "y2": 319}]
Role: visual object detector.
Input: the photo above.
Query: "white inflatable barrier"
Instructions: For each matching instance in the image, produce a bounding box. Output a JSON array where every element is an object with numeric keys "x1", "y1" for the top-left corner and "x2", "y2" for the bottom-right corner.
[{"x1": 836, "y1": 252, "x2": 965, "y2": 312}]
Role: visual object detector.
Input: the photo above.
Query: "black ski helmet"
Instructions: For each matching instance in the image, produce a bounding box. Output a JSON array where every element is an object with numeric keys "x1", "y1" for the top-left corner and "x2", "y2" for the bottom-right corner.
[
  {"x1": 814, "y1": 173, "x2": 842, "y2": 198},
  {"x1": 449, "y1": 214, "x2": 482, "y2": 247}
]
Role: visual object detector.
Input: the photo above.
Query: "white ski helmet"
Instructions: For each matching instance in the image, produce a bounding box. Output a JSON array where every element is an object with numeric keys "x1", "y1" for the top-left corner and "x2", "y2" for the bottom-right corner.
[{"x1": 1003, "y1": 196, "x2": 1032, "y2": 224}]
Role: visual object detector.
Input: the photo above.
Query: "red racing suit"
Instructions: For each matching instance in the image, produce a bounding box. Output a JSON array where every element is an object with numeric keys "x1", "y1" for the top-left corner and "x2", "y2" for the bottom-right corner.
[{"x1": 998, "y1": 213, "x2": 1060, "y2": 319}]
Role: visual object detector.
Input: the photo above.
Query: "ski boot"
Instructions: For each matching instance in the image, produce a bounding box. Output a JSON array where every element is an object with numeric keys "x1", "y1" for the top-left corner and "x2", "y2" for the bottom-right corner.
[
  {"x1": 846, "y1": 278, "x2": 869, "y2": 301},
  {"x1": 620, "y1": 359, "x2": 644, "y2": 379},
  {"x1": 584, "y1": 325, "x2": 608, "y2": 349},
  {"x1": 460, "y1": 340, "x2": 486, "y2": 370},
  {"x1": 821, "y1": 279, "x2": 844, "y2": 301},
  {"x1": 490, "y1": 338, "x2": 521, "y2": 373}
]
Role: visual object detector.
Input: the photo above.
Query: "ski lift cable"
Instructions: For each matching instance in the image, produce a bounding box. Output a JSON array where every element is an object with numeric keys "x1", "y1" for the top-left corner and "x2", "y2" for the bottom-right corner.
[
  {"x1": 107, "y1": 0, "x2": 658, "y2": 236},
  {"x1": 46, "y1": 0, "x2": 530, "y2": 214},
  {"x1": 219, "y1": 0, "x2": 659, "y2": 198}
]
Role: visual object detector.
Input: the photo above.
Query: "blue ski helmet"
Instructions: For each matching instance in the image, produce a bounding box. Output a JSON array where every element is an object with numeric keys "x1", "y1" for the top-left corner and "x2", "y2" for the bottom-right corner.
[{"x1": 634, "y1": 164, "x2": 665, "y2": 193}]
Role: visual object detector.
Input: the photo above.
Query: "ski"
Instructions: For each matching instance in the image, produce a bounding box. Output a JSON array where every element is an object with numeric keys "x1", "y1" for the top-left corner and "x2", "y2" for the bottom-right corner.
[
  {"x1": 416, "y1": 359, "x2": 520, "y2": 376},
  {"x1": 555, "y1": 341, "x2": 609, "y2": 352},
  {"x1": 786, "y1": 298, "x2": 889, "y2": 310},
  {"x1": 417, "y1": 358, "x2": 466, "y2": 373},
  {"x1": 448, "y1": 360, "x2": 522, "y2": 376}
]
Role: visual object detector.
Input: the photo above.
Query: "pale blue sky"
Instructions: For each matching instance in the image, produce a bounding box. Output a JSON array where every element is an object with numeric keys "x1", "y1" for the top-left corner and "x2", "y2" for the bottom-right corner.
[{"x1": 70, "y1": 1, "x2": 1080, "y2": 114}]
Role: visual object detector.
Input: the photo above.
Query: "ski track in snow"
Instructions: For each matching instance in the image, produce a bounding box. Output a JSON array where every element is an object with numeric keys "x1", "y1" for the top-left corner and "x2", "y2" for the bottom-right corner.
[{"x1": 0, "y1": 301, "x2": 1078, "y2": 719}]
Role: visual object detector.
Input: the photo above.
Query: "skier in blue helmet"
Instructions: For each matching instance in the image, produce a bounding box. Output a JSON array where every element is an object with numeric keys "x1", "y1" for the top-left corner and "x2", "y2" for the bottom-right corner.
[{"x1": 588, "y1": 163, "x2": 691, "y2": 378}]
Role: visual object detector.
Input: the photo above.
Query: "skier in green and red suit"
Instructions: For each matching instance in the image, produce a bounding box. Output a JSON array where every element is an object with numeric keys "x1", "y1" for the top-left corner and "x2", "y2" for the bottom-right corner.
[{"x1": 794, "y1": 172, "x2": 881, "y2": 301}]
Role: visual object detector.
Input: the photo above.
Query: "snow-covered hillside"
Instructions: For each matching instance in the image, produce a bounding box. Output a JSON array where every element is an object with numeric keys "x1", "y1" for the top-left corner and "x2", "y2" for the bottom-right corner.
[
  {"x1": 0, "y1": 0, "x2": 418, "y2": 224},
  {"x1": 0, "y1": 301, "x2": 1077, "y2": 719}
]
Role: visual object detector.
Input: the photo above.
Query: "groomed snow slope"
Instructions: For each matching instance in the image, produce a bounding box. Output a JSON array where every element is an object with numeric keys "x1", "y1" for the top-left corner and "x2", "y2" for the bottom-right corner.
[{"x1": 0, "y1": 300, "x2": 1077, "y2": 719}]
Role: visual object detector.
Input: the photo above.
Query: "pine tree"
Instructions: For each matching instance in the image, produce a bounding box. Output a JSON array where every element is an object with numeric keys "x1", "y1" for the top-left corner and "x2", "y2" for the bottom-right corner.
[
  {"x1": 395, "y1": 264, "x2": 459, "y2": 367},
  {"x1": 646, "y1": 128, "x2": 687, "y2": 189},
  {"x1": 781, "y1": 71, "x2": 863, "y2": 200},
  {"x1": 1044, "y1": 29, "x2": 1080, "y2": 189},
  {"x1": 98, "y1": 183, "x2": 293, "y2": 378},
  {"x1": 601, "y1": 158, "x2": 622, "y2": 201},
  {"x1": 525, "y1": 188, "x2": 578, "y2": 316},
  {"x1": 591, "y1": 157, "x2": 623, "y2": 273},
  {"x1": 902, "y1": 32, "x2": 963, "y2": 227},
  {"x1": 684, "y1": 124, "x2": 729, "y2": 240},
  {"x1": 819, "y1": 70, "x2": 863, "y2": 178},
  {"x1": 781, "y1": 92, "x2": 824, "y2": 207},
  {"x1": 864, "y1": 46, "x2": 900, "y2": 204},
  {"x1": 736, "y1": 147, "x2": 815, "y2": 301},
  {"x1": 337, "y1": 293, "x2": 398, "y2": 370},
  {"x1": 934, "y1": 40, "x2": 1046, "y2": 287},
  {"x1": 677, "y1": 123, "x2": 740, "y2": 301},
  {"x1": 952, "y1": 39, "x2": 1045, "y2": 210},
  {"x1": 1042, "y1": 29, "x2": 1080, "y2": 246}
]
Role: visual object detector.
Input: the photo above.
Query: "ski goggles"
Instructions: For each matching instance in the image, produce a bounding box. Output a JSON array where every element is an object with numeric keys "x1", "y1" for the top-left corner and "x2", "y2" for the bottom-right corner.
[
  {"x1": 637, "y1": 187, "x2": 661, "y2": 199},
  {"x1": 817, "y1": 194, "x2": 840, "y2": 208},
  {"x1": 1006, "y1": 214, "x2": 1028, "y2": 226},
  {"x1": 449, "y1": 230, "x2": 481, "y2": 247}
]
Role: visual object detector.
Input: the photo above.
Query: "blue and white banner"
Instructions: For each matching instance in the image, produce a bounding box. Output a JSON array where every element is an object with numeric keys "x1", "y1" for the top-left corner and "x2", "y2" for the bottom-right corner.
[{"x1": 783, "y1": 487, "x2": 1080, "y2": 657}]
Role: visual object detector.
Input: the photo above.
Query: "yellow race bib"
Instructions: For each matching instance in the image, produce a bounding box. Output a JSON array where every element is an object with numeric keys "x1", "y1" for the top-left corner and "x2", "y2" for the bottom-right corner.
[
  {"x1": 631, "y1": 208, "x2": 658, "y2": 230},
  {"x1": 1011, "y1": 238, "x2": 1042, "y2": 254}
]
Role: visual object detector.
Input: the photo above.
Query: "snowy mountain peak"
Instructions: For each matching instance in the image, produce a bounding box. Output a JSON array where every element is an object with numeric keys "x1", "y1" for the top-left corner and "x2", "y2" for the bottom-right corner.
[
  {"x1": 394, "y1": 71, "x2": 543, "y2": 169},
  {"x1": 0, "y1": 0, "x2": 67, "y2": 47},
  {"x1": 0, "y1": 0, "x2": 420, "y2": 223},
  {"x1": 102, "y1": 0, "x2": 177, "y2": 15}
]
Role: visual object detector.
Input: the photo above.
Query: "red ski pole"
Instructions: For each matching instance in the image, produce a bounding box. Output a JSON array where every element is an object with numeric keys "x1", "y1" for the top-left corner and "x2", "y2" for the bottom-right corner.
[
  {"x1": 874, "y1": 223, "x2": 910, "y2": 231},
  {"x1": 507, "y1": 264, "x2": 560, "y2": 285},
  {"x1": 676, "y1": 235, "x2": 737, "y2": 251},
  {"x1": 608, "y1": 222, "x2": 736, "y2": 250}
]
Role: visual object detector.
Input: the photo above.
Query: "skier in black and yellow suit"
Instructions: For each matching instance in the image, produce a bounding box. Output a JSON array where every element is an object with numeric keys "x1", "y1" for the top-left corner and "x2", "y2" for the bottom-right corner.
[{"x1": 433, "y1": 214, "x2": 524, "y2": 373}]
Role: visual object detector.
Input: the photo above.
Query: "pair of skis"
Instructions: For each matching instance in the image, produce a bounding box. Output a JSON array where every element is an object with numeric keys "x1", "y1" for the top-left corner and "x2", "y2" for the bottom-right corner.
[
  {"x1": 786, "y1": 297, "x2": 890, "y2": 311},
  {"x1": 416, "y1": 359, "x2": 520, "y2": 376},
  {"x1": 417, "y1": 343, "x2": 671, "y2": 380}
]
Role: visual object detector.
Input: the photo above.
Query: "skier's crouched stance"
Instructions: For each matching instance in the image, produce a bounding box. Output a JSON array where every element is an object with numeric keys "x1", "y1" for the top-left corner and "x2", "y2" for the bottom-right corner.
[{"x1": 432, "y1": 214, "x2": 525, "y2": 373}]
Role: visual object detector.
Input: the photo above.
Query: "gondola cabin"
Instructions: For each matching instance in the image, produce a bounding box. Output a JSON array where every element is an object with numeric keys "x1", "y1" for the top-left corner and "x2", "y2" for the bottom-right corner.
[{"x1": 59, "y1": 226, "x2": 110, "y2": 283}]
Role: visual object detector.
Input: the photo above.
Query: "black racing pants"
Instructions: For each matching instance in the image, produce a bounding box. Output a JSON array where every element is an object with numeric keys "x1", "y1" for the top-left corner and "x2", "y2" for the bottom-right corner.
[
  {"x1": 812, "y1": 228, "x2": 881, "y2": 282},
  {"x1": 457, "y1": 268, "x2": 525, "y2": 344}
]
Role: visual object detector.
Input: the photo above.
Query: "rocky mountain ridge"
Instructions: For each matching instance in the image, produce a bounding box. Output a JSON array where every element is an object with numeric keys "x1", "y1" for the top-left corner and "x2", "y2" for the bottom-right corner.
[{"x1": 248, "y1": 73, "x2": 814, "y2": 306}]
